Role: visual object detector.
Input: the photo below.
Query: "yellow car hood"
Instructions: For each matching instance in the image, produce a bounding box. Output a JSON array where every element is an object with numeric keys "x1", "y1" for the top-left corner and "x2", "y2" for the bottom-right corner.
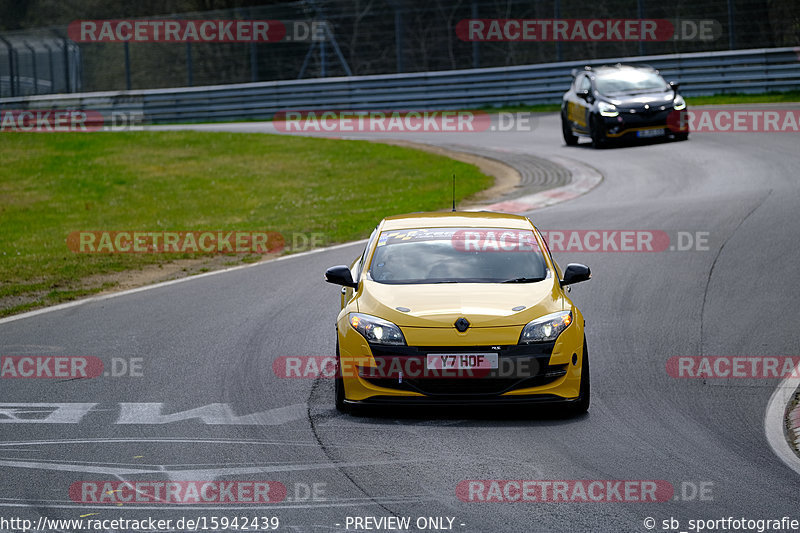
[{"x1": 357, "y1": 279, "x2": 561, "y2": 328}]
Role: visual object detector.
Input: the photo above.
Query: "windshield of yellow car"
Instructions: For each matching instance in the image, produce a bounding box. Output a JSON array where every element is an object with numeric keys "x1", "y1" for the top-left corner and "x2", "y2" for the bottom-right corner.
[{"x1": 367, "y1": 227, "x2": 549, "y2": 284}]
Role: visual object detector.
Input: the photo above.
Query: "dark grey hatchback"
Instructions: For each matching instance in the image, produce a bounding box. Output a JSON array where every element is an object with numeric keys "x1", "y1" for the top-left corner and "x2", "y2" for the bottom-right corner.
[{"x1": 561, "y1": 64, "x2": 689, "y2": 147}]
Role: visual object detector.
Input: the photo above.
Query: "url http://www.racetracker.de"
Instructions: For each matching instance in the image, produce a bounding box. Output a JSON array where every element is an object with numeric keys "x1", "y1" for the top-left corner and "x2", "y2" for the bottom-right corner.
[{"x1": 0, "y1": 514, "x2": 281, "y2": 532}]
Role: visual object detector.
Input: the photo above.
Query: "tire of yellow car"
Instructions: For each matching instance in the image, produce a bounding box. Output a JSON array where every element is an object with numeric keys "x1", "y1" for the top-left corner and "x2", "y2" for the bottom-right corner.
[
  {"x1": 334, "y1": 341, "x2": 349, "y2": 413},
  {"x1": 565, "y1": 339, "x2": 590, "y2": 416}
]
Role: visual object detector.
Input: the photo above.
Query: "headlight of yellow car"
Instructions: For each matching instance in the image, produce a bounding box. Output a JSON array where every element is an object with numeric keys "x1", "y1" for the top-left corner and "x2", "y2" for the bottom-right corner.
[
  {"x1": 350, "y1": 313, "x2": 406, "y2": 345},
  {"x1": 519, "y1": 311, "x2": 573, "y2": 344}
]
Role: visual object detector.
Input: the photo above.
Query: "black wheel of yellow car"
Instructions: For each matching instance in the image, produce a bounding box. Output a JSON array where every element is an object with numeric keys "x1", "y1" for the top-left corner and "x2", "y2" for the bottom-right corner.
[
  {"x1": 673, "y1": 132, "x2": 689, "y2": 141},
  {"x1": 562, "y1": 113, "x2": 579, "y2": 146},
  {"x1": 589, "y1": 116, "x2": 607, "y2": 148},
  {"x1": 334, "y1": 341, "x2": 349, "y2": 413},
  {"x1": 565, "y1": 340, "x2": 590, "y2": 416}
]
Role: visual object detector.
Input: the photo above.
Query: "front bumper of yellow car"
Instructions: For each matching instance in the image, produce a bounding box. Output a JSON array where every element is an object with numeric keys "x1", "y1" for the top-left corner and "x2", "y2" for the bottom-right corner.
[{"x1": 335, "y1": 312, "x2": 586, "y2": 406}]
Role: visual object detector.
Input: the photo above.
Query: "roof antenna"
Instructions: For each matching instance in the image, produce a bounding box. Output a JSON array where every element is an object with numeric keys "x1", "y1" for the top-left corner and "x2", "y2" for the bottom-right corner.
[{"x1": 452, "y1": 174, "x2": 456, "y2": 212}]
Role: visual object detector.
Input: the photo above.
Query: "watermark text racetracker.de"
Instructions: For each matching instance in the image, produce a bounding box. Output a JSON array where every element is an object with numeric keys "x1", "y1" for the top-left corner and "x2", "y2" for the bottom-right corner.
[
  {"x1": 382, "y1": 228, "x2": 710, "y2": 253},
  {"x1": 0, "y1": 355, "x2": 142, "y2": 379},
  {"x1": 274, "y1": 354, "x2": 544, "y2": 380},
  {"x1": 457, "y1": 479, "x2": 713, "y2": 502},
  {"x1": 458, "y1": 229, "x2": 710, "y2": 253},
  {"x1": 456, "y1": 18, "x2": 721, "y2": 42},
  {"x1": 67, "y1": 231, "x2": 325, "y2": 254},
  {"x1": 69, "y1": 19, "x2": 331, "y2": 43},
  {"x1": 68, "y1": 231, "x2": 286, "y2": 254},
  {"x1": 668, "y1": 109, "x2": 800, "y2": 133},
  {"x1": 667, "y1": 356, "x2": 800, "y2": 379},
  {"x1": 0, "y1": 110, "x2": 144, "y2": 132},
  {"x1": 70, "y1": 480, "x2": 286, "y2": 504},
  {"x1": 273, "y1": 110, "x2": 537, "y2": 133}
]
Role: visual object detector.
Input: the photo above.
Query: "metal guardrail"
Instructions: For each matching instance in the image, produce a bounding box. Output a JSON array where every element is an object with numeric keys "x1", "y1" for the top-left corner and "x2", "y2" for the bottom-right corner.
[
  {"x1": 0, "y1": 35, "x2": 82, "y2": 97},
  {"x1": 1, "y1": 47, "x2": 798, "y2": 124}
]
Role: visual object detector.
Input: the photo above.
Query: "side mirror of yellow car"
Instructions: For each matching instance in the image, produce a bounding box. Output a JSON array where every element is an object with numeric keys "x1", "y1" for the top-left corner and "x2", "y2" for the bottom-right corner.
[
  {"x1": 325, "y1": 265, "x2": 358, "y2": 288},
  {"x1": 561, "y1": 263, "x2": 591, "y2": 286}
]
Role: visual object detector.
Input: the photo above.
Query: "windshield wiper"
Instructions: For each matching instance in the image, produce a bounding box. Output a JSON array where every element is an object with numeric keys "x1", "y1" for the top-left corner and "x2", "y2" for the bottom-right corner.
[
  {"x1": 629, "y1": 90, "x2": 665, "y2": 95},
  {"x1": 605, "y1": 88, "x2": 665, "y2": 96},
  {"x1": 500, "y1": 277, "x2": 546, "y2": 283}
]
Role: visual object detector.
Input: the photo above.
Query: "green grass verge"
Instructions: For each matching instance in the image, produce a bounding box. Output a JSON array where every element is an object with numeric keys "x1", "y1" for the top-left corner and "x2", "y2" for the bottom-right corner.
[{"x1": 0, "y1": 131, "x2": 492, "y2": 316}]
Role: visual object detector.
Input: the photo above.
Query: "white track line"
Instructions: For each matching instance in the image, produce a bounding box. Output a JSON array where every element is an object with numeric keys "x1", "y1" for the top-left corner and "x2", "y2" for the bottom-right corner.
[{"x1": 0, "y1": 240, "x2": 365, "y2": 326}]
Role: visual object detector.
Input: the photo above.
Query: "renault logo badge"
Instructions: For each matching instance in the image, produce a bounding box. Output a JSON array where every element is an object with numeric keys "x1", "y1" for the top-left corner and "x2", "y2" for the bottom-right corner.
[{"x1": 454, "y1": 317, "x2": 470, "y2": 332}]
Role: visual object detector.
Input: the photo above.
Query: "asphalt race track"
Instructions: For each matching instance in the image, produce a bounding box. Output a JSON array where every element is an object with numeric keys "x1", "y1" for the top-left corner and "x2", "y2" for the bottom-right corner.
[{"x1": 1, "y1": 110, "x2": 799, "y2": 533}]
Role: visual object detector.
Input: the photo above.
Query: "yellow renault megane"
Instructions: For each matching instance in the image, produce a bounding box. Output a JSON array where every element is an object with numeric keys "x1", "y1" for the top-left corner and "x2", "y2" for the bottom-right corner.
[{"x1": 324, "y1": 212, "x2": 591, "y2": 415}]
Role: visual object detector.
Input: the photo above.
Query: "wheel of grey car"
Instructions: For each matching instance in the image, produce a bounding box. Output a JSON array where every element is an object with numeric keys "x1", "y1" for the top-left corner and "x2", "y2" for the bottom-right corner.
[
  {"x1": 589, "y1": 115, "x2": 607, "y2": 148},
  {"x1": 562, "y1": 113, "x2": 579, "y2": 146},
  {"x1": 334, "y1": 341, "x2": 349, "y2": 413},
  {"x1": 565, "y1": 339, "x2": 590, "y2": 416}
]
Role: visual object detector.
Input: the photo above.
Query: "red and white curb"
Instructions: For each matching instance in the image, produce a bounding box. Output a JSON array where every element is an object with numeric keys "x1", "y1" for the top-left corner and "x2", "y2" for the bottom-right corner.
[
  {"x1": 765, "y1": 361, "x2": 800, "y2": 475},
  {"x1": 472, "y1": 155, "x2": 603, "y2": 214},
  {"x1": 789, "y1": 400, "x2": 800, "y2": 456}
]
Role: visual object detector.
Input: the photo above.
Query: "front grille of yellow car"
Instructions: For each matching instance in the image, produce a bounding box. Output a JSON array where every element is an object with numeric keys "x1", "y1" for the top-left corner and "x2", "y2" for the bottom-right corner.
[
  {"x1": 361, "y1": 365, "x2": 568, "y2": 396},
  {"x1": 362, "y1": 344, "x2": 567, "y2": 397}
]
